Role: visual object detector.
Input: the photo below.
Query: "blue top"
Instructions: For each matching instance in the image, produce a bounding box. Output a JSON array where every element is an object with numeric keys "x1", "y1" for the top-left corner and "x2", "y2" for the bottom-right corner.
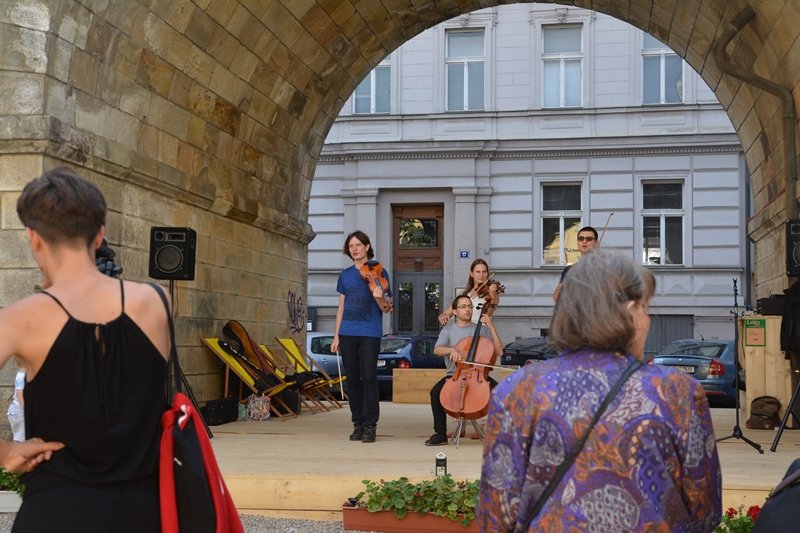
[{"x1": 337, "y1": 265, "x2": 391, "y2": 338}]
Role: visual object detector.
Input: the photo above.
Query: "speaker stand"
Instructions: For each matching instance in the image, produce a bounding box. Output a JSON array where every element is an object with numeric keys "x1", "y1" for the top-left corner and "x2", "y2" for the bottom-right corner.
[
  {"x1": 165, "y1": 280, "x2": 213, "y2": 439},
  {"x1": 715, "y1": 278, "x2": 763, "y2": 453}
]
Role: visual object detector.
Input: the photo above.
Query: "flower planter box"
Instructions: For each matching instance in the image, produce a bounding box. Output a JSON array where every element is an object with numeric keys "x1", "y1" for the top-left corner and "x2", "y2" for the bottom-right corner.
[
  {"x1": 0, "y1": 491, "x2": 22, "y2": 513},
  {"x1": 342, "y1": 505, "x2": 479, "y2": 532}
]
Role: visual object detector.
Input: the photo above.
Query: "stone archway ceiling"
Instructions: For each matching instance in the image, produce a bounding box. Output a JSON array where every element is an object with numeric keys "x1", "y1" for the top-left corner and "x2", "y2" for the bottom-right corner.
[
  {"x1": 238, "y1": 0, "x2": 793, "y2": 239},
  {"x1": 3, "y1": 1, "x2": 794, "y2": 245}
]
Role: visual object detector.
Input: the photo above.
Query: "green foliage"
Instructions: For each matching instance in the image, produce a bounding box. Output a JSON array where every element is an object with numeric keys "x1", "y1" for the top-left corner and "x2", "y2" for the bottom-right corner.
[
  {"x1": 0, "y1": 468, "x2": 24, "y2": 496},
  {"x1": 352, "y1": 474, "x2": 479, "y2": 527}
]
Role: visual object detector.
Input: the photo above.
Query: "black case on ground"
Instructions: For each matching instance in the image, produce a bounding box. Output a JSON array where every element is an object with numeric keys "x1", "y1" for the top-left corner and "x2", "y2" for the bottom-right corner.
[{"x1": 200, "y1": 397, "x2": 239, "y2": 426}]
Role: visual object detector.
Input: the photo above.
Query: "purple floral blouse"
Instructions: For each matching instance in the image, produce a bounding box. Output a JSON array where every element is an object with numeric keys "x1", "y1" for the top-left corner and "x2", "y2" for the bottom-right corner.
[{"x1": 477, "y1": 349, "x2": 722, "y2": 532}]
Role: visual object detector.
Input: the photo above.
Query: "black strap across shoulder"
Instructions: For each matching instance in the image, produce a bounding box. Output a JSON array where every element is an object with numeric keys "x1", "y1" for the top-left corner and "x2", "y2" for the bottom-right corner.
[
  {"x1": 148, "y1": 282, "x2": 182, "y2": 395},
  {"x1": 516, "y1": 358, "x2": 643, "y2": 532},
  {"x1": 41, "y1": 279, "x2": 126, "y2": 319}
]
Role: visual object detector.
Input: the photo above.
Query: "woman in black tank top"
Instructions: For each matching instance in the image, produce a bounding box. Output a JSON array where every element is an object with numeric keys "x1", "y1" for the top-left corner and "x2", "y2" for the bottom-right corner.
[{"x1": 0, "y1": 167, "x2": 171, "y2": 532}]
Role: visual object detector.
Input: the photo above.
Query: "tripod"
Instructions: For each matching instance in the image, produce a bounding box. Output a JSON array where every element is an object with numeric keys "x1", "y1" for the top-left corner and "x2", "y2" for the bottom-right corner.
[
  {"x1": 716, "y1": 278, "x2": 763, "y2": 453},
  {"x1": 770, "y1": 350, "x2": 800, "y2": 451},
  {"x1": 165, "y1": 280, "x2": 213, "y2": 439}
]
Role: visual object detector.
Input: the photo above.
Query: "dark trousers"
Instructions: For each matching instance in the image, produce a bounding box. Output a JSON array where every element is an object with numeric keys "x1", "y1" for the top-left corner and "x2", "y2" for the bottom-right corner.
[
  {"x1": 430, "y1": 375, "x2": 498, "y2": 435},
  {"x1": 339, "y1": 335, "x2": 380, "y2": 427}
]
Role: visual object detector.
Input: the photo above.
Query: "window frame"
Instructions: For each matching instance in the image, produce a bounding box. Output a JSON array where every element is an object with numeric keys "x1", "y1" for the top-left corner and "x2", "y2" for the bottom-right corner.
[
  {"x1": 444, "y1": 28, "x2": 486, "y2": 112},
  {"x1": 538, "y1": 180, "x2": 586, "y2": 267},
  {"x1": 641, "y1": 33, "x2": 684, "y2": 105},
  {"x1": 639, "y1": 179, "x2": 686, "y2": 266},
  {"x1": 352, "y1": 58, "x2": 392, "y2": 114},
  {"x1": 540, "y1": 24, "x2": 584, "y2": 109}
]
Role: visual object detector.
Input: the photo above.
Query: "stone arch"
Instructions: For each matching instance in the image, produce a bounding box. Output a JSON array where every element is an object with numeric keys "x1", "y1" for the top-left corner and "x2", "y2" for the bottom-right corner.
[{"x1": 1, "y1": 0, "x2": 797, "y2": 398}]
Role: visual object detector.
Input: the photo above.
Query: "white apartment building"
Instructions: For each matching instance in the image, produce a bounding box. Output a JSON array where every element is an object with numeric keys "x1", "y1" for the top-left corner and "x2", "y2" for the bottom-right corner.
[{"x1": 306, "y1": 4, "x2": 747, "y2": 353}]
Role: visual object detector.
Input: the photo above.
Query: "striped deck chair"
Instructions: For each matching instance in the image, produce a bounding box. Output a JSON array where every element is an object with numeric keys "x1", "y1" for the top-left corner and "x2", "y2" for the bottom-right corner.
[
  {"x1": 223, "y1": 321, "x2": 330, "y2": 414},
  {"x1": 274, "y1": 337, "x2": 348, "y2": 400},
  {"x1": 260, "y1": 343, "x2": 342, "y2": 410},
  {"x1": 201, "y1": 337, "x2": 297, "y2": 420}
]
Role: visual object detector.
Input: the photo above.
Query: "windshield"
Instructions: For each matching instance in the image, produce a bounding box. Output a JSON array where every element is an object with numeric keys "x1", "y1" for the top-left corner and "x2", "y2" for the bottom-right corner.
[
  {"x1": 660, "y1": 342, "x2": 726, "y2": 358},
  {"x1": 380, "y1": 338, "x2": 410, "y2": 353}
]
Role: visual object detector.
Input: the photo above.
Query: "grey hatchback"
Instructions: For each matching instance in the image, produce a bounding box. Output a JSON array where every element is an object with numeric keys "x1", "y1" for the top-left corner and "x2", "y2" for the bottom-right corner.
[{"x1": 651, "y1": 339, "x2": 740, "y2": 407}]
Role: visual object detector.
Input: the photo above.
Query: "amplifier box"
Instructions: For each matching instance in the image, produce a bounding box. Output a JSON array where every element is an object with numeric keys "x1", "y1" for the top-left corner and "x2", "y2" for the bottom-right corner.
[{"x1": 757, "y1": 295, "x2": 786, "y2": 316}]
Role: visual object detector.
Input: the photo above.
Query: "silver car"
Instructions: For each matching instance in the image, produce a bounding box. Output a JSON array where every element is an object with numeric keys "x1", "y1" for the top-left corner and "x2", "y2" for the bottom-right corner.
[{"x1": 306, "y1": 332, "x2": 342, "y2": 377}]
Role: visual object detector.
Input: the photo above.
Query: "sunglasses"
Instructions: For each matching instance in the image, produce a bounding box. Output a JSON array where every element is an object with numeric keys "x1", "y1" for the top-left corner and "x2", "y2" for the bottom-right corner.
[
  {"x1": 456, "y1": 304, "x2": 474, "y2": 309},
  {"x1": 577, "y1": 236, "x2": 596, "y2": 242}
]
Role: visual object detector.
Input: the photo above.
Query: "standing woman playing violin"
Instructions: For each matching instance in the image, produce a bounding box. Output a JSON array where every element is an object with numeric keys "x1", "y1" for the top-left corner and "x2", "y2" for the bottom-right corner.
[
  {"x1": 331, "y1": 231, "x2": 392, "y2": 443},
  {"x1": 438, "y1": 259, "x2": 502, "y2": 325}
]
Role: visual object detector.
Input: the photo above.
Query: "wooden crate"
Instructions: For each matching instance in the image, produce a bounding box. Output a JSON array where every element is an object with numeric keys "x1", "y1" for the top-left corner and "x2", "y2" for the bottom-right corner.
[
  {"x1": 739, "y1": 316, "x2": 794, "y2": 424},
  {"x1": 391, "y1": 367, "x2": 517, "y2": 404}
]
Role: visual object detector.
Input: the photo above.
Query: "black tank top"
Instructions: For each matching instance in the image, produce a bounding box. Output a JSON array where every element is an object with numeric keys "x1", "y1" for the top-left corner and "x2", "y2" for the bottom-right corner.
[{"x1": 22, "y1": 280, "x2": 167, "y2": 494}]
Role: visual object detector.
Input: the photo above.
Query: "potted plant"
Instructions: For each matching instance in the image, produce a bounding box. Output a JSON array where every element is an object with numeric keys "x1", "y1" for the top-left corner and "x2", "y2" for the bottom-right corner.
[
  {"x1": 342, "y1": 474, "x2": 479, "y2": 532},
  {"x1": 0, "y1": 468, "x2": 23, "y2": 512}
]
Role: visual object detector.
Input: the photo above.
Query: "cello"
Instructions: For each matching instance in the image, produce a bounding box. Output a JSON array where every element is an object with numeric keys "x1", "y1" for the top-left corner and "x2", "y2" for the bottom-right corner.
[{"x1": 438, "y1": 300, "x2": 496, "y2": 420}]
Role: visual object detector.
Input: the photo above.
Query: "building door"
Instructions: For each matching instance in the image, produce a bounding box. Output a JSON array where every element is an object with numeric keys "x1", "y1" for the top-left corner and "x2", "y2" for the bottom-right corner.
[{"x1": 393, "y1": 205, "x2": 444, "y2": 335}]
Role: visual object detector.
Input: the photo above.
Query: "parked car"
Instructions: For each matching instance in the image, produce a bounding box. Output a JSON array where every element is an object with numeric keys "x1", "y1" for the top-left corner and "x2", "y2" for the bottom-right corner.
[
  {"x1": 306, "y1": 332, "x2": 341, "y2": 378},
  {"x1": 377, "y1": 335, "x2": 445, "y2": 399},
  {"x1": 651, "y1": 339, "x2": 741, "y2": 407},
  {"x1": 500, "y1": 337, "x2": 559, "y2": 369}
]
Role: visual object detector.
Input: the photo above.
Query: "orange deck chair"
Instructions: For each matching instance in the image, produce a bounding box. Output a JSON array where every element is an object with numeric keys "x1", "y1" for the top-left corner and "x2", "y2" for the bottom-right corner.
[
  {"x1": 201, "y1": 337, "x2": 297, "y2": 420},
  {"x1": 260, "y1": 343, "x2": 342, "y2": 410},
  {"x1": 274, "y1": 337, "x2": 348, "y2": 400},
  {"x1": 223, "y1": 321, "x2": 330, "y2": 414}
]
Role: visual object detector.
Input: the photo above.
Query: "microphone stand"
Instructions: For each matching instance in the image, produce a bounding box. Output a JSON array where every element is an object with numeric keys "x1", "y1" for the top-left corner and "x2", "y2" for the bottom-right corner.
[{"x1": 716, "y1": 278, "x2": 763, "y2": 453}]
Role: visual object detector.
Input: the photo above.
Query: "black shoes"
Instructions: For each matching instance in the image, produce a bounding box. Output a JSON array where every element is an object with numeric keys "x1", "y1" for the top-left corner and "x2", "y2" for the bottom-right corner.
[
  {"x1": 361, "y1": 425, "x2": 376, "y2": 443},
  {"x1": 349, "y1": 424, "x2": 363, "y2": 441},
  {"x1": 425, "y1": 433, "x2": 448, "y2": 446}
]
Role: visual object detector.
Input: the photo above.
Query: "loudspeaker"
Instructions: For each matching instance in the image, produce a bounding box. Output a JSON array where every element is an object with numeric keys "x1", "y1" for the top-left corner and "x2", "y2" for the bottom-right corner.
[
  {"x1": 149, "y1": 227, "x2": 196, "y2": 280},
  {"x1": 788, "y1": 219, "x2": 800, "y2": 276}
]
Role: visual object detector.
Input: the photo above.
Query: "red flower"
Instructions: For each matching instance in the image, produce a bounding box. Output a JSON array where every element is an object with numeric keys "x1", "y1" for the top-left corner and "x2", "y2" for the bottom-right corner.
[
  {"x1": 726, "y1": 507, "x2": 737, "y2": 518},
  {"x1": 747, "y1": 505, "x2": 761, "y2": 520}
]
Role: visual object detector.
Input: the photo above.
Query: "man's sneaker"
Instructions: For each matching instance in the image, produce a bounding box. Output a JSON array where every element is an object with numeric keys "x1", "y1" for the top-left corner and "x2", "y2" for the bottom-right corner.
[
  {"x1": 425, "y1": 433, "x2": 448, "y2": 446},
  {"x1": 361, "y1": 425, "x2": 377, "y2": 443},
  {"x1": 349, "y1": 424, "x2": 363, "y2": 441}
]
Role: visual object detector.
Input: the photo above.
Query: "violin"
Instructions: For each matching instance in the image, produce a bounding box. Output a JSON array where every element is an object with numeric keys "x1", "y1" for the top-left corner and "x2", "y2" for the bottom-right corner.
[
  {"x1": 438, "y1": 303, "x2": 495, "y2": 420},
  {"x1": 359, "y1": 260, "x2": 393, "y2": 312}
]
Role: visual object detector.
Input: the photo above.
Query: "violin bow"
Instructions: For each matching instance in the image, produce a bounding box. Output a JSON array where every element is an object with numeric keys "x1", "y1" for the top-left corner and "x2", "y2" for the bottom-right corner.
[{"x1": 598, "y1": 212, "x2": 614, "y2": 245}]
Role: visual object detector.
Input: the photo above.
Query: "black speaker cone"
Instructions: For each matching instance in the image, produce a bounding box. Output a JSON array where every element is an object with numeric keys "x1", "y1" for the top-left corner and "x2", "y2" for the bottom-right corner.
[{"x1": 154, "y1": 245, "x2": 183, "y2": 273}]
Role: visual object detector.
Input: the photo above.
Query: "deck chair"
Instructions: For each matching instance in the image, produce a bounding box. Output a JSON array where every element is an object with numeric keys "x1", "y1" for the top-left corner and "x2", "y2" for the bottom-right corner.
[
  {"x1": 223, "y1": 321, "x2": 330, "y2": 414},
  {"x1": 274, "y1": 337, "x2": 348, "y2": 396},
  {"x1": 260, "y1": 343, "x2": 342, "y2": 410},
  {"x1": 201, "y1": 337, "x2": 297, "y2": 420}
]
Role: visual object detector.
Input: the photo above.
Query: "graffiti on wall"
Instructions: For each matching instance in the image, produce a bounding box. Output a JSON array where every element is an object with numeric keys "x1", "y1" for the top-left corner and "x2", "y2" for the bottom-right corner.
[{"x1": 287, "y1": 290, "x2": 306, "y2": 334}]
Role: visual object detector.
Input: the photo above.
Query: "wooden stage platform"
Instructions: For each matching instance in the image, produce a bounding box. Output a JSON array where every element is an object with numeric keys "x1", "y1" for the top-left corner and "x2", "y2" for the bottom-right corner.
[{"x1": 210, "y1": 402, "x2": 800, "y2": 521}]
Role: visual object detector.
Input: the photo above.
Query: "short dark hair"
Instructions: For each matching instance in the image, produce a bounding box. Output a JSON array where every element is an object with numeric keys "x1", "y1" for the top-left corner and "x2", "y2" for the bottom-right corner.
[
  {"x1": 342, "y1": 230, "x2": 375, "y2": 260},
  {"x1": 451, "y1": 294, "x2": 471, "y2": 310},
  {"x1": 578, "y1": 226, "x2": 598, "y2": 240},
  {"x1": 17, "y1": 166, "x2": 106, "y2": 247}
]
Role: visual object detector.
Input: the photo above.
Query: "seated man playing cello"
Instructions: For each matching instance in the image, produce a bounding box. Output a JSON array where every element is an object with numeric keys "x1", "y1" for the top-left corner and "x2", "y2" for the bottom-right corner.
[{"x1": 425, "y1": 295, "x2": 503, "y2": 446}]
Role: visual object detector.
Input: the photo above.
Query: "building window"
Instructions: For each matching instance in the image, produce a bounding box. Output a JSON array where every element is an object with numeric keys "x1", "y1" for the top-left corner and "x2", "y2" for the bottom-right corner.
[
  {"x1": 642, "y1": 181, "x2": 684, "y2": 265},
  {"x1": 541, "y1": 183, "x2": 583, "y2": 266},
  {"x1": 445, "y1": 30, "x2": 484, "y2": 111},
  {"x1": 642, "y1": 33, "x2": 683, "y2": 104},
  {"x1": 542, "y1": 25, "x2": 582, "y2": 108},
  {"x1": 354, "y1": 60, "x2": 391, "y2": 114}
]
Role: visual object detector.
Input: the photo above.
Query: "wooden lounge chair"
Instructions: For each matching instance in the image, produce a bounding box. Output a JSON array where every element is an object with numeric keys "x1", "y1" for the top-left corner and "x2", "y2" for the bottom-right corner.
[
  {"x1": 274, "y1": 337, "x2": 348, "y2": 395},
  {"x1": 260, "y1": 343, "x2": 342, "y2": 410},
  {"x1": 223, "y1": 321, "x2": 331, "y2": 414},
  {"x1": 201, "y1": 337, "x2": 297, "y2": 420}
]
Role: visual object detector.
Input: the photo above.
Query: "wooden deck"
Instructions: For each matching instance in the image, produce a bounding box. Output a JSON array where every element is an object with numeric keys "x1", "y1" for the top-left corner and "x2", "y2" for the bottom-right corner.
[{"x1": 210, "y1": 402, "x2": 800, "y2": 521}]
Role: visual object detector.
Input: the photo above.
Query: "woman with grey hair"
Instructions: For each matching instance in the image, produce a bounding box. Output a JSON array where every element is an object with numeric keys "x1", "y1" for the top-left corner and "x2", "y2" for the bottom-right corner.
[{"x1": 477, "y1": 250, "x2": 721, "y2": 532}]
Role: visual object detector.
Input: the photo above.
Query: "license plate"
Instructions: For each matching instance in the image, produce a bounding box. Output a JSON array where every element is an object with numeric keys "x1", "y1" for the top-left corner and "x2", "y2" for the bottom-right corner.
[
  {"x1": 376, "y1": 360, "x2": 386, "y2": 368},
  {"x1": 674, "y1": 365, "x2": 695, "y2": 374}
]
